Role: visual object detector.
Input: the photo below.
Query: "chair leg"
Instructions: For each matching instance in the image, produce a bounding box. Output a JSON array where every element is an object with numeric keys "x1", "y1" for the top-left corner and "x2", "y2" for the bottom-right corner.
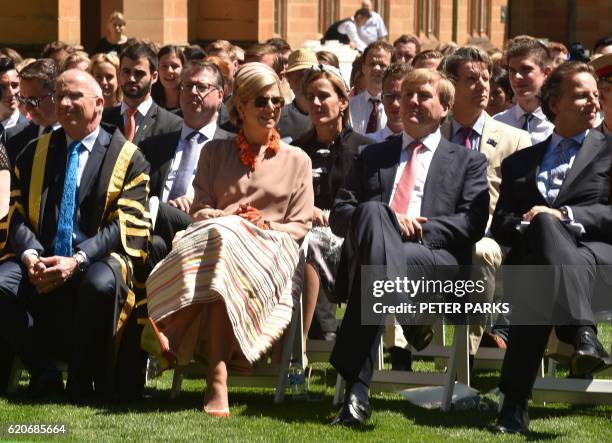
[
  {"x1": 333, "y1": 373, "x2": 345, "y2": 406},
  {"x1": 170, "y1": 367, "x2": 184, "y2": 400}
]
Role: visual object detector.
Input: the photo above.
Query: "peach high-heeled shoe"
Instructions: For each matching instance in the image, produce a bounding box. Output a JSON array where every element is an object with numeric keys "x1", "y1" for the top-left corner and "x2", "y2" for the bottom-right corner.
[{"x1": 203, "y1": 406, "x2": 230, "y2": 417}]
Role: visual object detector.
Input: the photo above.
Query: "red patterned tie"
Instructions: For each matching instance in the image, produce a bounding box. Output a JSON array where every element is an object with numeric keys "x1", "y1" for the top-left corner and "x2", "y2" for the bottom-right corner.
[
  {"x1": 366, "y1": 98, "x2": 380, "y2": 133},
  {"x1": 390, "y1": 141, "x2": 424, "y2": 215}
]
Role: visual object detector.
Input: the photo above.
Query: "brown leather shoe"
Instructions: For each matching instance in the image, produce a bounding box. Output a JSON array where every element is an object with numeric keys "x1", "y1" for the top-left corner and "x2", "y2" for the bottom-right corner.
[{"x1": 480, "y1": 331, "x2": 507, "y2": 349}]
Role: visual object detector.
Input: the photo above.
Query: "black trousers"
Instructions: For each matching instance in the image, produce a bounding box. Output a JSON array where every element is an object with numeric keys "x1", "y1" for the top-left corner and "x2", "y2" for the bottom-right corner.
[
  {"x1": 148, "y1": 201, "x2": 192, "y2": 268},
  {"x1": 499, "y1": 213, "x2": 612, "y2": 403},
  {"x1": 0, "y1": 258, "x2": 116, "y2": 396},
  {"x1": 329, "y1": 202, "x2": 459, "y2": 385}
]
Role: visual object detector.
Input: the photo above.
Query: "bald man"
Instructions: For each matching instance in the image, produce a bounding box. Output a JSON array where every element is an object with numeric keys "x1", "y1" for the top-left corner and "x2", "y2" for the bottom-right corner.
[{"x1": 0, "y1": 69, "x2": 151, "y2": 401}]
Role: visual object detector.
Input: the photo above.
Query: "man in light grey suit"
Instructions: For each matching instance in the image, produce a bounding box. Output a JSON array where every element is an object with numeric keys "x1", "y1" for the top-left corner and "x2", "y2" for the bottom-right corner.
[{"x1": 440, "y1": 47, "x2": 532, "y2": 356}]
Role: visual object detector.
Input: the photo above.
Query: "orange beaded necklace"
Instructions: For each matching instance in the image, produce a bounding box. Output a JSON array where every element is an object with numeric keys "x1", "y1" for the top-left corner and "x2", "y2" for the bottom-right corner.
[{"x1": 236, "y1": 129, "x2": 281, "y2": 171}]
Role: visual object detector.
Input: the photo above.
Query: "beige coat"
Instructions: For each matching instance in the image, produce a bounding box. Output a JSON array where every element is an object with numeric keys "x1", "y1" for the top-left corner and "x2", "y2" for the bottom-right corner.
[
  {"x1": 441, "y1": 113, "x2": 532, "y2": 224},
  {"x1": 191, "y1": 137, "x2": 314, "y2": 242}
]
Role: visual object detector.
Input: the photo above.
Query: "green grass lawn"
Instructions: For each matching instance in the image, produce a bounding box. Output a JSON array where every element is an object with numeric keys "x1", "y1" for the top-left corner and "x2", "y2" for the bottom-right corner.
[{"x1": 1, "y1": 325, "x2": 611, "y2": 442}]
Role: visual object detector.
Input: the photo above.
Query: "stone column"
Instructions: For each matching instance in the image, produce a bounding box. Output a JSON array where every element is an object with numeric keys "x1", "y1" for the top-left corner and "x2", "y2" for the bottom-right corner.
[{"x1": 121, "y1": 0, "x2": 189, "y2": 46}]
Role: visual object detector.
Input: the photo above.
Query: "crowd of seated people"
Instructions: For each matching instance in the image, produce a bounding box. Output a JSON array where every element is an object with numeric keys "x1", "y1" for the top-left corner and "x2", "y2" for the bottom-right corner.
[{"x1": 0, "y1": 16, "x2": 610, "y2": 434}]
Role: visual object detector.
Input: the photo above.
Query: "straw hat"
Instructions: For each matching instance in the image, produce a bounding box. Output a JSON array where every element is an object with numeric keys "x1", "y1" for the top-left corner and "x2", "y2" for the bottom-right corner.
[{"x1": 286, "y1": 48, "x2": 318, "y2": 73}]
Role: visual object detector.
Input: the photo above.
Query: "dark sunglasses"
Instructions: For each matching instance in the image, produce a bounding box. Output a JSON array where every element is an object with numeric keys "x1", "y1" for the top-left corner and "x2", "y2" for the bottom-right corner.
[
  {"x1": 17, "y1": 93, "x2": 54, "y2": 108},
  {"x1": 253, "y1": 95, "x2": 284, "y2": 108}
]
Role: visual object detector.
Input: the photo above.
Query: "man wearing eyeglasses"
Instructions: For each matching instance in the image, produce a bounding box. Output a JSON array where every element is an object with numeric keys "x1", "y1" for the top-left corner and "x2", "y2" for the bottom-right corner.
[
  {"x1": 369, "y1": 63, "x2": 410, "y2": 143},
  {"x1": 4, "y1": 59, "x2": 60, "y2": 164},
  {"x1": 102, "y1": 41, "x2": 182, "y2": 146},
  {"x1": 0, "y1": 58, "x2": 29, "y2": 143},
  {"x1": 140, "y1": 60, "x2": 233, "y2": 266},
  {"x1": 0, "y1": 69, "x2": 150, "y2": 401}
]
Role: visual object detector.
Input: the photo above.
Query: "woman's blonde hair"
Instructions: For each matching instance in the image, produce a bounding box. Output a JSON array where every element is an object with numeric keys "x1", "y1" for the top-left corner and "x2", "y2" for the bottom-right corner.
[
  {"x1": 108, "y1": 11, "x2": 126, "y2": 26},
  {"x1": 60, "y1": 51, "x2": 90, "y2": 72},
  {"x1": 89, "y1": 52, "x2": 123, "y2": 103},
  {"x1": 228, "y1": 62, "x2": 282, "y2": 127}
]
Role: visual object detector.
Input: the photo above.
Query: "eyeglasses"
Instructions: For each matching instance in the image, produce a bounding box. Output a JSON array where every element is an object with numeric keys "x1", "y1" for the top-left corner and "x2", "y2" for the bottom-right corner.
[
  {"x1": 180, "y1": 82, "x2": 219, "y2": 94},
  {"x1": 17, "y1": 93, "x2": 54, "y2": 108},
  {"x1": 382, "y1": 93, "x2": 402, "y2": 104},
  {"x1": 53, "y1": 92, "x2": 98, "y2": 104},
  {"x1": 253, "y1": 95, "x2": 285, "y2": 108}
]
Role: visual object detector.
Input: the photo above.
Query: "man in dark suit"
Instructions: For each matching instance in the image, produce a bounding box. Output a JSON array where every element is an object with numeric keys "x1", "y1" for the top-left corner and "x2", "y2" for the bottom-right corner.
[
  {"x1": 140, "y1": 60, "x2": 233, "y2": 265},
  {"x1": 0, "y1": 69, "x2": 150, "y2": 401},
  {"x1": 0, "y1": 58, "x2": 29, "y2": 143},
  {"x1": 4, "y1": 59, "x2": 60, "y2": 164},
  {"x1": 329, "y1": 68, "x2": 489, "y2": 427},
  {"x1": 491, "y1": 62, "x2": 612, "y2": 434},
  {"x1": 102, "y1": 41, "x2": 182, "y2": 146}
]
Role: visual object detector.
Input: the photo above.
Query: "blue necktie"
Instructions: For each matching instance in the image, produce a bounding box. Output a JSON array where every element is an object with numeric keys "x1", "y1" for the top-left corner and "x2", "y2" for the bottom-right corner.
[
  {"x1": 54, "y1": 141, "x2": 81, "y2": 256},
  {"x1": 167, "y1": 131, "x2": 205, "y2": 200}
]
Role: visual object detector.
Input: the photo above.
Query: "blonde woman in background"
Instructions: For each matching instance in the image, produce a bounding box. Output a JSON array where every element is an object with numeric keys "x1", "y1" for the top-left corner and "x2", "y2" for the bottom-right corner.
[{"x1": 89, "y1": 53, "x2": 122, "y2": 109}]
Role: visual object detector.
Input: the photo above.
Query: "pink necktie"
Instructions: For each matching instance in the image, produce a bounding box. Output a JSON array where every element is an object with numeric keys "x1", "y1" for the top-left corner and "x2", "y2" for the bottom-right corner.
[
  {"x1": 459, "y1": 126, "x2": 473, "y2": 150},
  {"x1": 124, "y1": 106, "x2": 138, "y2": 141},
  {"x1": 390, "y1": 141, "x2": 424, "y2": 215}
]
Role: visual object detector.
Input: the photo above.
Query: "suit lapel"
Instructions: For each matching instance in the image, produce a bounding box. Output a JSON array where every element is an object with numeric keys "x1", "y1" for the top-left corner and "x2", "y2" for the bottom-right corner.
[
  {"x1": 379, "y1": 137, "x2": 402, "y2": 203},
  {"x1": 158, "y1": 131, "x2": 182, "y2": 197},
  {"x1": 555, "y1": 130, "x2": 605, "y2": 205},
  {"x1": 421, "y1": 139, "x2": 454, "y2": 214},
  {"x1": 525, "y1": 139, "x2": 549, "y2": 204},
  {"x1": 78, "y1": 129, "x2": 110, "y2": 205},
  {"x1": 134, "y1": 103, "x2": 157, "y2": 145}
]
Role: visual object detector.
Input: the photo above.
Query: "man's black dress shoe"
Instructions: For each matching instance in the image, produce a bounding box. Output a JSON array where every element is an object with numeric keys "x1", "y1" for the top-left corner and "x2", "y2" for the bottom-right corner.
[
  {"x1": 26, "y1": 369, "x2": 64, "y2": 399},
  {"x1": 331, "y1": 393, "x2": 371, "y2": 427},
  {"x1": 571, "y1": 331, "x2": 610, "y2": 376},
  {"x1": 493, "y1": 400, "x2": 529, "y2": 434},
  {"x1": 403, "y1": 325, "x2": 434, "y2": 351}
]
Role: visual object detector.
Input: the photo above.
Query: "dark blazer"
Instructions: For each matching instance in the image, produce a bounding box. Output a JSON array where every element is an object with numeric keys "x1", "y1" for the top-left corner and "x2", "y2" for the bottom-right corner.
[
  {"x1": 1, "y1": 113, "x2": 30, "y2": 145},
  {"x1": 330, "y1": 134, "x2": 490, "y2": 263},
  {"x1": 4, "y1": 121, "x2": 39, "y2": 164},
  {"x1": 140, "y1": 125, "x2": 234, "y2": 198},
  {"x1": 102, "y1": 101, "x2": 183, "y2": 146},
  {"x1": 9, "y1": 127, "x2": 131, "y2": 261},
  {"x1": 491, "y1": 130, "x2": 612, "y2": 253}
]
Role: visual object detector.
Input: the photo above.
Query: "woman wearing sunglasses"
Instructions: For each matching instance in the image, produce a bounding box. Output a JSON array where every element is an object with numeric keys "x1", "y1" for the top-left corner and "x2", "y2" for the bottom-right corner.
[
  {"x1": 293, "y1": 65, "x2": 373, "y2": 349},
  {"x1": 146, "y1": 62, "x2": 313, "y2": 416}
]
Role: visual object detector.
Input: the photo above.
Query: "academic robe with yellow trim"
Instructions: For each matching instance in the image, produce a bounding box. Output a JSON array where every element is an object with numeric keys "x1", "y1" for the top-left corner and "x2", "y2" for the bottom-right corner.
[{"x1": 1, "y1": 125, "x2": 151, "y2": 398}]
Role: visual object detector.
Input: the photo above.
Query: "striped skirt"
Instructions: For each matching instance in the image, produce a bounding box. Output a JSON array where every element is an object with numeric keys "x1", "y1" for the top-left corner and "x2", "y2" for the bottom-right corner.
[{"x1": 146, "y1": 215, "x2": 300, "y2": 365}]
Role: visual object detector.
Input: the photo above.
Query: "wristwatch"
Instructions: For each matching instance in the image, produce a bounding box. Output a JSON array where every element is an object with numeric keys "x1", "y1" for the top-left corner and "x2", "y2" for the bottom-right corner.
[{"x1": 73, "y1": 250, "x2": 89, "y2": 273}]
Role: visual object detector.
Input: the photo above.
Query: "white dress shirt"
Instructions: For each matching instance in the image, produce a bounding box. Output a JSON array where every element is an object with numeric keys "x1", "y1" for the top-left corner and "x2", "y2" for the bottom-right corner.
[
  {"x1": 121, "y1": 97, "x2": 154, "y2": 134},
  {"x1": 1, "y1": 110, "x2": 21, "y2": 130},
  {"x1": 370, "y1": 125, "x2": 401, "y2": 143},
  {"x1": 357, "y1": 11, "x2": 388, "y2": 44},
  {"x1": 162, "y1": 120, "x2": 217, "y2": 202},
  {"x1": 389, "y1": 129, "x2": 441, "y2": 217},
  {"x1": 349, "y1": 90, "x2": 387, "y2": 135},
  {"x1": 493, "y1": 104, "x2": 553, "y2": 145},
  {"x1": 337, "y1": 18, "x2": 368, "y2": 52}
]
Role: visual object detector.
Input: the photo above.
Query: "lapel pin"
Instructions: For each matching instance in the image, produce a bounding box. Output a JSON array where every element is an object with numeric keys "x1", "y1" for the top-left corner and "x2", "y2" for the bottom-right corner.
[{"x1": 487, "y1": 138, "x2": 497, "y2": 147}]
